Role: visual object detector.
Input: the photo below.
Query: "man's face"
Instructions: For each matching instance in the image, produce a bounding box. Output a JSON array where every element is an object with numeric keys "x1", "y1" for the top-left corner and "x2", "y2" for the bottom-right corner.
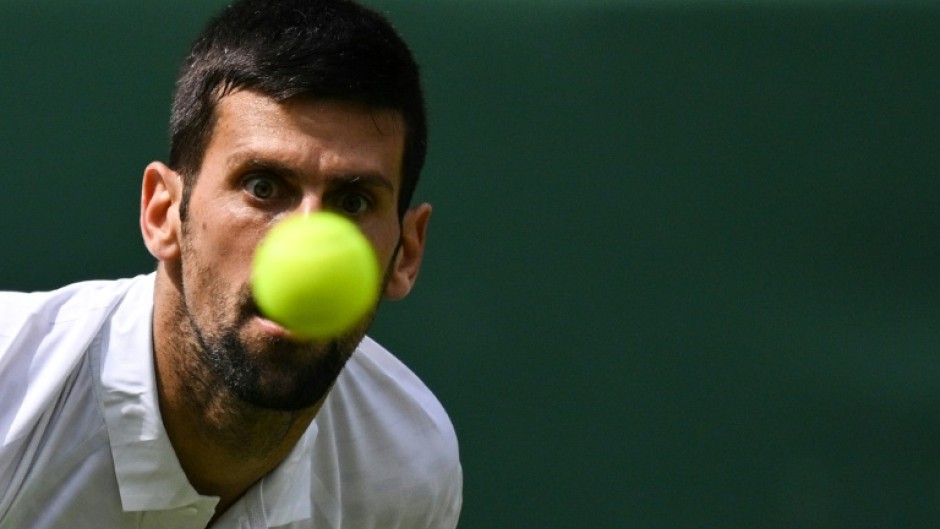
[{"x1": 176, "y1": 90, "x2": 407, "y2": 411}]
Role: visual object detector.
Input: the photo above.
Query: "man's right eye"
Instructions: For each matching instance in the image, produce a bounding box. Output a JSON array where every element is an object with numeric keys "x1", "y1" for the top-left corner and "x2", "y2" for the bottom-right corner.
[{"x1": 244, "y1": 176, "x2": 278, "y2": 200}]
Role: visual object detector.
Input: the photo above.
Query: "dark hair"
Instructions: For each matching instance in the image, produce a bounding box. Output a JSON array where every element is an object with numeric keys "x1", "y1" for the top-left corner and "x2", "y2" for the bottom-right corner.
[{"x1": 169, "y1": 0, "x2": 427, "y2": 218}]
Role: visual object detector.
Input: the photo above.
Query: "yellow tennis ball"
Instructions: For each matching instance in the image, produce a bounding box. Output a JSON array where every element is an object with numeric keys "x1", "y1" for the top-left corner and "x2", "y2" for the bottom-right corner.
[{"x1": 251, "y1": 212, "x2": 381, "y2": 340}]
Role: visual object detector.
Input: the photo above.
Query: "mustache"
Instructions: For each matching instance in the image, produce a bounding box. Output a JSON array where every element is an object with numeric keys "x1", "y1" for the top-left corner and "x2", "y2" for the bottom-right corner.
[{"x1": 234, "y1": 283, "x2": 262, "y2": 326}]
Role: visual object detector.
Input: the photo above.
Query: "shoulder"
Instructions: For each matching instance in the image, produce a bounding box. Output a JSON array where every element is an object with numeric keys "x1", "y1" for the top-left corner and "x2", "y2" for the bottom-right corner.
[
  {"x1": 0, "y1": 275, "x2": 152, "y2": 372},
  {"x1": 313, "y1": 336, "x2": 462, "y2": 527},
  {"x1": 0, "y1": 275, "x2": 154, "y2": 441},
  {"x1": 0, "y1": 275, "x2": 154, "y2": 513},
  {"x1": 0, "y1": 275, "x2": 150, "y2": 337},
  {"x1": 333, "y1": 336, "x2": 459, "y2": 451}
]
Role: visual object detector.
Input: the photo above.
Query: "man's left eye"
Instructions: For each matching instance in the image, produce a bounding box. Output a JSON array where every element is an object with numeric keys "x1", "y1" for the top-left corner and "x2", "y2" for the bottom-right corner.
[{"x1": 338, "y1": 193, "x2": 370, "y2": 215}]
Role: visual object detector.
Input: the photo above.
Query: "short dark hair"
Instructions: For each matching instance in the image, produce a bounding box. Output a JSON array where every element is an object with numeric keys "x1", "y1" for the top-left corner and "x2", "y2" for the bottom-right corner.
[{"x1": 169, "y1": 0, "x2": 427, "y2": 218}]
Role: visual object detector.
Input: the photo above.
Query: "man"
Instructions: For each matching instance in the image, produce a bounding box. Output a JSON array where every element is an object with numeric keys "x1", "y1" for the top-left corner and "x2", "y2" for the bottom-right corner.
[{"x1": 0, "y1": 0, "x2": 462, "y2": 527}]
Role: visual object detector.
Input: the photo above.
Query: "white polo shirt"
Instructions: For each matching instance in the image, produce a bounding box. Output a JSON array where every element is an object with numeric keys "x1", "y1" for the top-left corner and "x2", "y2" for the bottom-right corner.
[{"x1": 0, "y1": 274, "x2": 462, "y2": 529}]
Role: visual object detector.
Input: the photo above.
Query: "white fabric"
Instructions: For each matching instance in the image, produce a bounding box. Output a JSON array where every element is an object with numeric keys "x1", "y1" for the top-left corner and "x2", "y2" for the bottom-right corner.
[{"x1": 0, "y1": 274, "x2": 462, "y2": 529}]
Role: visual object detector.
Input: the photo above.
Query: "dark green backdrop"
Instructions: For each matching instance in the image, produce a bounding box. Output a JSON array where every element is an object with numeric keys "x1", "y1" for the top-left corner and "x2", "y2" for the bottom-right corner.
[{"x1": 3, "y1": 1, "x2": 940, "y2": 527}]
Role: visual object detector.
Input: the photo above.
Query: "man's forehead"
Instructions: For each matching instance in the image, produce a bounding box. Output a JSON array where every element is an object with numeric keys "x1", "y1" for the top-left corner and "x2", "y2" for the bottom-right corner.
[
  {"x1": 204, "y1": 90, "x2": 406, "y2": 185},
  {"x1": 212, "y1": 90, "x2": 405, "y2": 134}
]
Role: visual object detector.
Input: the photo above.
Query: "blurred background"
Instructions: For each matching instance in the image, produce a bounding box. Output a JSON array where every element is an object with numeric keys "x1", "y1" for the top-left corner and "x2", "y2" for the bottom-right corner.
[{"x1": 2, "y1": 0, "x2": 940, "y2": 527}]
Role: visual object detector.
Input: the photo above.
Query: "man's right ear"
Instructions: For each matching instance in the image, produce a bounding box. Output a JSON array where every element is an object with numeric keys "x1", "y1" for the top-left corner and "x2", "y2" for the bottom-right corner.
[{"x1": 140, "y1": 162, "x2": 183, "y2": 261}]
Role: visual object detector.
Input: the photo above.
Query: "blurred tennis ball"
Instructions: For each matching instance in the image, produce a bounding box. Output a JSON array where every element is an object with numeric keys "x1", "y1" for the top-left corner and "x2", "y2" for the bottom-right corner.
[{"x1": 251, "y1": 212, "x2": 381, "y2": 340}]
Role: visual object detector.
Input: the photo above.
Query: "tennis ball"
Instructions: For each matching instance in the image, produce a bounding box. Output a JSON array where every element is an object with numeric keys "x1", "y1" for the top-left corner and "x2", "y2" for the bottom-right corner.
[{"x1": 251, "y1": 212, "x2": 381, "y2": 340}]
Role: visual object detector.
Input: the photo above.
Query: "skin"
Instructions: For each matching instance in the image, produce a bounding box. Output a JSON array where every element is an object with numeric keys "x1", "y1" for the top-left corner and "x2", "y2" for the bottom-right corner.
[{"x1": 139, "y1": 90, "x2": 431, "y2": 520}]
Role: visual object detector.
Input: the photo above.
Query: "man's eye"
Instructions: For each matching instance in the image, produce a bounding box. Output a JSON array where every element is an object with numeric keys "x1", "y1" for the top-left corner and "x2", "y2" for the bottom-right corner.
[
  {"x1": 244, "y1": 176, "x2": 278, "y2": 200},
  {"x1": 338, "y1": 193, "x2": 370, "y2": 215}
]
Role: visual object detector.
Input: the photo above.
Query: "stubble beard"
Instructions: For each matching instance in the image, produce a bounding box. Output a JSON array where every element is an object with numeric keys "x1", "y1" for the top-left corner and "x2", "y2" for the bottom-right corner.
[
  {"x1": 183, "y1": 288, "x2": 370, "y2": 412},
  {"x1": 176, "y1": 231, "x2": 376, "y2": 414}
]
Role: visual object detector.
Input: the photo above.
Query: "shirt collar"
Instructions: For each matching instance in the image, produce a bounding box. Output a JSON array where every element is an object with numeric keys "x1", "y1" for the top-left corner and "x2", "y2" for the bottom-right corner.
[
  {"x1": 262, "y1": 421, "x2": 318, "y2": 526},
  {"x1": 94, "y1": 273, "x2": 216, "y2": 512}
]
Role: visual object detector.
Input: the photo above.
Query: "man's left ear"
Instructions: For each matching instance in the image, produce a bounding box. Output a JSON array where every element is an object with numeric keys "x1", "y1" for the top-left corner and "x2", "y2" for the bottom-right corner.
[{"x1": 384, "y1": 203, "x2": 432, "y2": 300}]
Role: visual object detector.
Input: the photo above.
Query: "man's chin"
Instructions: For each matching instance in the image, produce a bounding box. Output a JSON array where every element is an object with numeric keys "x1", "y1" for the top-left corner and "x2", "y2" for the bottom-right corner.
[
  {"x1": 224, "y1": 353, "x2": 340, "y2": 411},
  {"x1": 218, "y1": 326, "x2": 362, "y2": 411}
]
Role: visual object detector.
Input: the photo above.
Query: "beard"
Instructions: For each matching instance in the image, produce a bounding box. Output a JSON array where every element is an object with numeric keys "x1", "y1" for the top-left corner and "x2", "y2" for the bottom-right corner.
[
  {"x1": 175, "y1": 240, "x2": 382, "y2": 413},
  {"x1": 172, "y1": 213, "x2": 398, "y2": 413},
  {"x1": 182, "y1": 282, "x2": 372, "y2": 411}
]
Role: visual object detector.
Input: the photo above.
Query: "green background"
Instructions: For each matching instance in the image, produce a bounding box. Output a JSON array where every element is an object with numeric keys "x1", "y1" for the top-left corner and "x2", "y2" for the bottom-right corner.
[{"x1": 2, "y1": 1, "x2": 940, "y2": 527}]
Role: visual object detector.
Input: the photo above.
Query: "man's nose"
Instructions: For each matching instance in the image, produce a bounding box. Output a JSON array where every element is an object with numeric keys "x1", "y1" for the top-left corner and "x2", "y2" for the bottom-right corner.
[{"x1": 296, "y1": 193, "x2": 324, "y2": 215}]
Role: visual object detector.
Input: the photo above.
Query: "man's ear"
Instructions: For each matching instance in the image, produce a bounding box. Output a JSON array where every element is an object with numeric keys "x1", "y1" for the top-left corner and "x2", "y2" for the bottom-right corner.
[
  {"x1": 140, "y1": 161, "x2": 184, "y2": 261},
  {"x1": 384, "y1": 203, "x2": 432, "y2": 301}
]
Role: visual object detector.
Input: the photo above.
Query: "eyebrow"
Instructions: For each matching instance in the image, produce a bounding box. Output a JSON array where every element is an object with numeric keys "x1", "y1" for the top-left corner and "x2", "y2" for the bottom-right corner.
[{"x1": 331, "y1": 173, "x2": 396, "y2": 195}]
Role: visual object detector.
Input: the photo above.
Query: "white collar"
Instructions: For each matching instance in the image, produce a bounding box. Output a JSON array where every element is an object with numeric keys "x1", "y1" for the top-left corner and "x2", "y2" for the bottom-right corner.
[
  {"x1": 94, "y1": 274, "x2": 213, "y2": 512},
  {"x1": 262, "y1": 420, "x2": 317, "y2": 526}
]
